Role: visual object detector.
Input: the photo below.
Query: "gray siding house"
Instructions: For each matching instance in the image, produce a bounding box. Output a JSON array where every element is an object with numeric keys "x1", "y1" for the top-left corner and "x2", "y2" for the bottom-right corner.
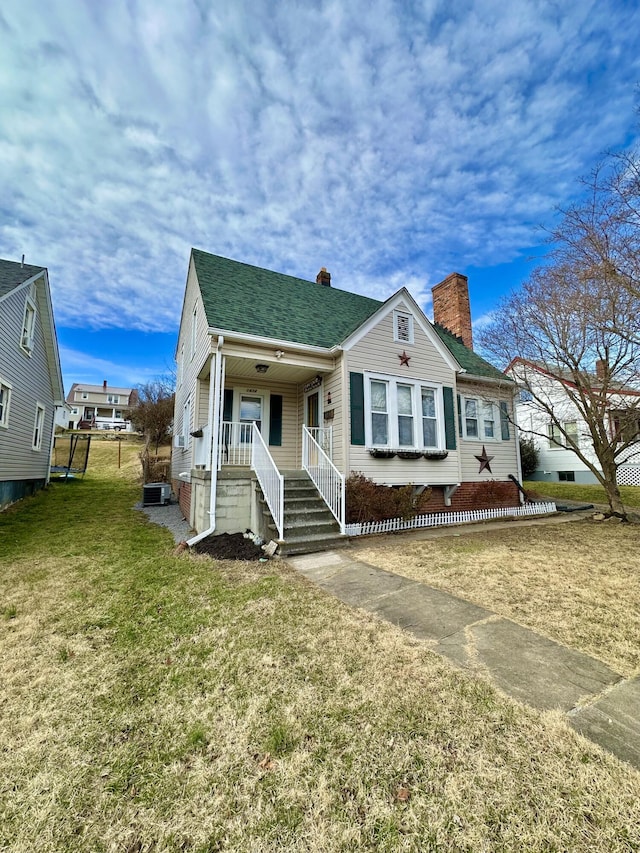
[{"x1": 0, "y1": 259, "x2": 64, "y2": 510}]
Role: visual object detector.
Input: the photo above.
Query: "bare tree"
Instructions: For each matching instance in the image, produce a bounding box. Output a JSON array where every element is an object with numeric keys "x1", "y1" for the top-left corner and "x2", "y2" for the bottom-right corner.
[
  {"x1": 126, "y1": 378, "x2": 175, "y2": 454},
  {"x1": 480, "y1": 257, "x2": 640, "y2": 518}
]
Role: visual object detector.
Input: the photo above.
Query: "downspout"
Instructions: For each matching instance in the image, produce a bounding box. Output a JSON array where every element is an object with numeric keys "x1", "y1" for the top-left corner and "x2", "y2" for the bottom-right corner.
[{"x1": 187, "y1": 335, "x2": 224, "y2": 546}]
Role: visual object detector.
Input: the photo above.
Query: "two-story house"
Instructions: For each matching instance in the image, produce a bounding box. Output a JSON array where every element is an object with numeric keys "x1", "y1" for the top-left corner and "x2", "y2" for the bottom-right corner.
[
  {"x1": 510, "y1": 358, "x2": 640, "y2": 486},
  {"x1": 172, "y1": 250, "x2": 524, "y2": 552},
  {"x1": 65, "y1": 382, "x2": 137, "y2": 431},
  {"x1": 0, "y1": 258, "x2": 64, "y2": 510}
]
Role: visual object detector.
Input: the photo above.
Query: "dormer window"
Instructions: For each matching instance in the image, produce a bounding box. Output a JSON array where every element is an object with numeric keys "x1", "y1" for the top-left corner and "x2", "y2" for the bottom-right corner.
[
  {"x1": 21, "y1": 297, "x2": 36, "y2": 354},
  {"x1": 394, "y1": 310, "x2": 414, "y2": 344}
]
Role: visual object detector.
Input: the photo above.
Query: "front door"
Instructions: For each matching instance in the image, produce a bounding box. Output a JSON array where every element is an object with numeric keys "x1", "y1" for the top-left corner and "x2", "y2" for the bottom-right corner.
[{"x1": 306, "y1": 391, "x2": 320, "y2": 429}]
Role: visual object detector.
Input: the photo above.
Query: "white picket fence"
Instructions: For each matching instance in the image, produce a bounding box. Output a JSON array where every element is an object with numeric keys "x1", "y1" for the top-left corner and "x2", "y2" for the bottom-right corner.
[{"x1": 345, "y1": 501, "x2": 557, "y2": 537}]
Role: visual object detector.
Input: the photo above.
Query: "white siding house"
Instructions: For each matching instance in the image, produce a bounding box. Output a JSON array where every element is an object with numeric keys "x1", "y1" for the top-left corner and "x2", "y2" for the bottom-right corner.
[
  {"x1": 510, "y1": 358, "x2": 640, "y2": 486},
  {"x1": 172, "y1": 250, "x2": 522, "y2": 552},
  {"x1": 0, "y1": 259, "x2": 64, "y2": 510}
]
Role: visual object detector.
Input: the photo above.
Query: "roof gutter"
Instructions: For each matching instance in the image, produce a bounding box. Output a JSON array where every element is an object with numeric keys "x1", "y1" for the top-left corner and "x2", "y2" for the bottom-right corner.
[{"x1": 187, "y1": 335, "x2": 224, "y2": 547}]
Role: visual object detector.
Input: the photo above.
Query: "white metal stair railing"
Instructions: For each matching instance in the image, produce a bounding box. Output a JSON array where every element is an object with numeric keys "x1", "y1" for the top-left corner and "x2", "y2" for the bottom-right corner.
[
  {"x1": 308, "y1": 426, "x2": 333, "y2": 459},
  {"x1": 219, "y1": 421, "x2": 253, "y2": 467},
  {"x1": 251, "y1": 423, "x2": 284, "y2": 541},
  {"x1": 302, "y1": 426, "x2": 345, "y2": 534}
]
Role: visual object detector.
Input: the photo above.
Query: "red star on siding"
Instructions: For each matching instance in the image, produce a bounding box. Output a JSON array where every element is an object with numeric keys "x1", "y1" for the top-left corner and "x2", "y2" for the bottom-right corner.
[
  {"x1": 475, "y1": 446, "x2": 494, "y2": 473},
  {"x1": 398, "y1": 351, "x2": 411, "y2": 367}
]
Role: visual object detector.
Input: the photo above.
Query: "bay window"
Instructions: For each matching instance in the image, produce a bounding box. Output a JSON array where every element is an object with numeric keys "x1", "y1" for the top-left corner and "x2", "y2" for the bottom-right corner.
[{"x1": 365, "y1": 374, "x2": 442, "y2": 450}]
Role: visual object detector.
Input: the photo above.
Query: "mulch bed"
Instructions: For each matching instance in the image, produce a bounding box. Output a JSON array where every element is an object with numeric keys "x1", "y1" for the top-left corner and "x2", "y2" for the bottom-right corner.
[{"x1": 192, "y1": 531, "x2": 264, "y2": 560}]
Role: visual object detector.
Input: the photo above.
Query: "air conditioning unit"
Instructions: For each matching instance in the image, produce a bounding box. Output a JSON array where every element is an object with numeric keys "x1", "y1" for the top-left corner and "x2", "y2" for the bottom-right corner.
[{"x1": 143, "y1": 482, "x2": 171, "y2": 506}]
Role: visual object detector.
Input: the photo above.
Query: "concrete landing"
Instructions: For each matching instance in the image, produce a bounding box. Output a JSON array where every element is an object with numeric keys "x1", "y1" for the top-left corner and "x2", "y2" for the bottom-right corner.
[{"x1": 289, "y1": 550, "x2": 638, "y2": 770}]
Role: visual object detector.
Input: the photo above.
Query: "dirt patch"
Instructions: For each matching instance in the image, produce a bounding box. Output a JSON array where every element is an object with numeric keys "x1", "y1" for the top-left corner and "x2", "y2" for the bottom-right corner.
[{"x1": 192, "y1": 531, "x2": 264, "y2": 561}]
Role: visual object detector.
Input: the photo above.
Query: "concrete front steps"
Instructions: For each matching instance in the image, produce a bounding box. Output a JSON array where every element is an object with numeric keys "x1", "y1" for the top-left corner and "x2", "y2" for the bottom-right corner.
[{"x1": 261, "y1": 471, "x2": 348, "y2": 556}]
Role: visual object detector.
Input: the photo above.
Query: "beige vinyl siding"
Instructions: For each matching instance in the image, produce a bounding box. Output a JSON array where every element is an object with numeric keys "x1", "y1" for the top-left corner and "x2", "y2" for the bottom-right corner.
[
  {"x1": 223, "y1": 377, "x2": 298, "y2": 469},
  {"x1": 345, "y1": 305, "x2": 461, "y2": 485},
  {"x1": 172, "y1": 262, "x2": 212, "y2": 480},
  {"x1": 458, "y1": 380, "x2": 519, "y2": 481},
  {"x1": 0, "y1": 282, "x2": 57, "y2": 482},
  {"x1": 322, "y1": 364, "x2": 343, "y2": 471}
]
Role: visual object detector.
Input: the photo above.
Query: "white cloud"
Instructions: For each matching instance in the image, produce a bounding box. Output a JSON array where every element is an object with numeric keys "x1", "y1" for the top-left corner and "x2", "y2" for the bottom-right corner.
[{"x1": 1, "y1": 0, "x2": 639, "y2": 342}]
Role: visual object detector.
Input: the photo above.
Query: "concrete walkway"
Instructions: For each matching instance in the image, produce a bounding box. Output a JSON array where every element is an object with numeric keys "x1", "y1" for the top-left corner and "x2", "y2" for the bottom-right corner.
[{"x1": 288, "y1": 548, "x2": 640, "y2": 771}]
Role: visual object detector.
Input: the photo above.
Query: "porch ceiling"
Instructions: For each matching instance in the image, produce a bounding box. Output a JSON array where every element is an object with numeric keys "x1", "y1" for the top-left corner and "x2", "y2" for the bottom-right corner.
[{"x1": 224, "y1": 354, "x2": 330, "y2": 383}]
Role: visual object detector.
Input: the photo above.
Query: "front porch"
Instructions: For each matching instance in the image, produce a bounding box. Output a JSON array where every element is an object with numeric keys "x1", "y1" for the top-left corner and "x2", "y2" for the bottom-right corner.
[{"x1": 188, "y1": 420, "x2": 346, "y2": 554}]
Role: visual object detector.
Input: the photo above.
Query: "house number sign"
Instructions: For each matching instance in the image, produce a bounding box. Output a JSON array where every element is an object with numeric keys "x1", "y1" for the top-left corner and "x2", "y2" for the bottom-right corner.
[{"x1": 303, "y1": 375, "x2": 322, "y2": 393}]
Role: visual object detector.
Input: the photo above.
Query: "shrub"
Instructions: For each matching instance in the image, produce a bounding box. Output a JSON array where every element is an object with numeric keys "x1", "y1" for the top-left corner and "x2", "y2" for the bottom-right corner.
[
  {"x1": 519, "y1": 437, "x2": 539, "y2": 479},
  {"x1": 345, "y1": 472, "x2": 432, "y2": 523}
]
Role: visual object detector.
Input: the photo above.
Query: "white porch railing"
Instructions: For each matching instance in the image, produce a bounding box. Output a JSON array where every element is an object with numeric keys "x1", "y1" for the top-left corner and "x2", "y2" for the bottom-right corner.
[
  {"x1": 302, "y1": 426, "x2": 345, "y2": 533},
  {"x1": 308, "y1": 426, "x2": 333, "y2": 459},
  {"x1": 219, "y1": 421, "x2": 253, "y2": 467},
  {"x1": 251, "y1": 423, "x2": 284, "y2": 540}
]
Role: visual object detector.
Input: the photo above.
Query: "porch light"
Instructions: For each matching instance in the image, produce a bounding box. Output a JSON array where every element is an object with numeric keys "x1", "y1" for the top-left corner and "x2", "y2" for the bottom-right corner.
[{"x1": 255, "y1": 363, "x2": 269, "y2": 374}]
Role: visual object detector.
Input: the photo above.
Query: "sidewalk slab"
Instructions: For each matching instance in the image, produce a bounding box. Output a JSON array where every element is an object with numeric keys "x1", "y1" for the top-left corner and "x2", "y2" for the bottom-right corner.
[
  {"x1": 366, "y1": 584, "x2": 491, "y2": 643},
  {"x1": 570, "y1": 677, "x2": 640, "y2": 768},
  {"x1": 455, "y1": 618, "x2": 621, "y2": 712}
]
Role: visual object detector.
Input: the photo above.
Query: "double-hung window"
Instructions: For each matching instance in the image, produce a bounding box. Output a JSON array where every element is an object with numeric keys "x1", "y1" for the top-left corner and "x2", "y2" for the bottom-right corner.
[
  {"x1": 548, "y1": 421, "x2": 578, "y2": 449},
  {"x1": 21, "y1": 298, "x2": 36, "y2": 354},
  {"x1": 461, "y1": 397, "x2": 499, "y2": 440},
  {"x1": 32, "y1": 404, "x2": 45, "y2": 450},
  {"x1": 370, "y1": 380, "x2": 389, "y2": 445},
  {"x1": 0, "y1": 379, "x2": 11, "y2": 428},
  {"x1": 366, "y1": 374, "x2": 442, "y2": 450}
]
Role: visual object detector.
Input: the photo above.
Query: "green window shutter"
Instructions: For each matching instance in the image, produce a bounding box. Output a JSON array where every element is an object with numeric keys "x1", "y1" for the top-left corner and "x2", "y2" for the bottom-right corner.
[
  {"x1": 443, "y1": 386, "x2": 457, "y2": 450},
  {"x1": 350, "y1": 372, "x2": 365, "y2": 446},
  {"x1": 500, "y1": 401, "x2": 510, "y2": 440},
  {"x1": 222, "y1": 389, "x2": 233, "y2": 422},
  {"x1": 456, "y1": 393, "x2": 462, "y2": 437},
  {"x1": 269, "y1": 394, "x2": 283, "y2": 446}
]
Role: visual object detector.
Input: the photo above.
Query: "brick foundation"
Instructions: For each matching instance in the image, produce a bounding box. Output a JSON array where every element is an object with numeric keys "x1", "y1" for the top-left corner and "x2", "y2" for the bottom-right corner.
[
  {"x1": 173, "y1": 479, "x2": 191, "y2": 522},
  {"x1": 424, "y1": 481, "x2": 520, "y2": 513}
]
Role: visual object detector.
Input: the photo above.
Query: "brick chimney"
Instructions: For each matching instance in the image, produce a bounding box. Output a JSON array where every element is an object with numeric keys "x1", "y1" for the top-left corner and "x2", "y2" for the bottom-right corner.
[
  {"x1": 595, "y1": 359, "x2": 607, "y2": 381},
  {"x1": 316, "y1": 267, "x2": 331, "y2": 287},
  {"x1": 103, "y1": 380, "x2": 108, "y2": 390},
  {"x1": 431, "y1": 272, "x2": 473, "y2": 349}
]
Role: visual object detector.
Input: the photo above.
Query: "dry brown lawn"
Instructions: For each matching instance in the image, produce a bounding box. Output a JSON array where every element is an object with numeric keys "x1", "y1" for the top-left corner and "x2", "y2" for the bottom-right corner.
[
  {"x1": 2, "y1": 448, "x2": 640, "y2": 851},
  {"x1": 352, "y1": 517, "x2": 640, "y2": 677}
]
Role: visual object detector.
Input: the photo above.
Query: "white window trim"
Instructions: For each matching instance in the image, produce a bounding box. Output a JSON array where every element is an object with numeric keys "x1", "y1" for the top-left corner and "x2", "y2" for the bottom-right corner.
[
  {"x1": 0, "y1": 377, "x2": 12, "y2": 429},
  {"x1": 32, "y1": 403, "x2": 45, "y2": 451},
  {"x1": 393, "y1": 310, "x2": 414, "y2": 344},
  {"x1": 461, "y1": 396, "x2": 500, "y2": 441},
  {"x1": 21, "y1": 296, "x2": 37, "y2": 355},
  {"x1": 177, "y1": 344, "x2": 184, "y2": 388},
  {"x1": 364, "y1": 372, "x2": 444, "y2": 451},
  {"x1": 181, "y1": 396, "x2": 191, "y2": 450}
]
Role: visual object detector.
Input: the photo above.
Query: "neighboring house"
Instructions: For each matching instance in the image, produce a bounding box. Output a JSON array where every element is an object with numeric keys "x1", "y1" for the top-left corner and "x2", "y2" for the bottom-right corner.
[
  {"x1": 172, "y1": 249, "x2": 521, "y2": 551},
  {"x1": 64, "y1": 381, "x2": 137, "y2": 431},
  {"x1": 0, "y1": 258, "x2": 64, "y2": 510},
  {"x1": 509, "y1": 358, "x2": 640, "y2": 486}
]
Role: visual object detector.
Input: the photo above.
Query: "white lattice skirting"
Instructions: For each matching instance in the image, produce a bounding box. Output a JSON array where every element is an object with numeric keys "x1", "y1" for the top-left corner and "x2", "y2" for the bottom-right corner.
[
  {"x1": 618, "y1": 466, "x2": 640, "y2": 487},
  {"x1": 345, "y1": 501, "x2": 557, "y2": 537}
]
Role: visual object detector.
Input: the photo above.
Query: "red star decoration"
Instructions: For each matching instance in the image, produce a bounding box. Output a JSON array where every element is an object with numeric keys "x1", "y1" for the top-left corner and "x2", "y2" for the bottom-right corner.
[
  {"x1": 475, "y1": 445, "x2": 494, "y2": 474},
  {"x1": 398, "y1": 351, "x2": 411, "y2": 367}
]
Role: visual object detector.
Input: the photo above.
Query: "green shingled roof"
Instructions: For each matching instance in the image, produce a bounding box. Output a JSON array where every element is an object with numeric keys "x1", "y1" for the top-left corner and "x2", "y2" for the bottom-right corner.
[
  {"x1": 433, "y1": 323, "x2": 510, "y2": 381},
  {"x1": 192, "y1": 249, "x2": 508, "y2": 380},
  {"x1": 192, "y1": 249, "x2": 381, "y2": 349}
]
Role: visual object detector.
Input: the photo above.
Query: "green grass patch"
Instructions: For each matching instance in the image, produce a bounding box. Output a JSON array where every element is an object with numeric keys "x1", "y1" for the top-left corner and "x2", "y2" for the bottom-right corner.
[{"x1": 524, "y1": 480, "x2": 640, "y2": 508}]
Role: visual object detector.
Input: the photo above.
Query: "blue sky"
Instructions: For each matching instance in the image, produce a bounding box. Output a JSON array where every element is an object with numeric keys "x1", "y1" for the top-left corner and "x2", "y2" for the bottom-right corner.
[{"x1": 2, "y1": 0, "x2": 639, "y2": 392}]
